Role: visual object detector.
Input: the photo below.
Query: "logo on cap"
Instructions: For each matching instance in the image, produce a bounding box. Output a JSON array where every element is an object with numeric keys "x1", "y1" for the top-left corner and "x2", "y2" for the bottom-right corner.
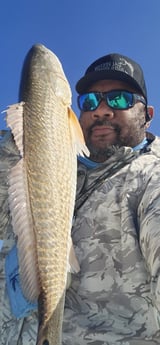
[{"x1": 94, "y1": 58, "x2": 134, "y2": 77}]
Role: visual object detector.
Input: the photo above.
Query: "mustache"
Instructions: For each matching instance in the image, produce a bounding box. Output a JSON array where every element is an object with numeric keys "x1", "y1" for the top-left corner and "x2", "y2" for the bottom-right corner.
[{"x1": 88, "y1": 119, "x2": 120, "y2": 133}]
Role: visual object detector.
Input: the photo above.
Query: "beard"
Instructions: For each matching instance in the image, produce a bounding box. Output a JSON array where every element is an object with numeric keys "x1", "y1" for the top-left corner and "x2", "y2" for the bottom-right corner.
[
  {"x1": 85, "y1": 112, "x2": 146, "y2": 162},
  {"x1": 85, "y1": 119, "x2": 121, "y2": 161},
  {"x1": 86, "y1": 141, "x2": 121, "y2": 162}
]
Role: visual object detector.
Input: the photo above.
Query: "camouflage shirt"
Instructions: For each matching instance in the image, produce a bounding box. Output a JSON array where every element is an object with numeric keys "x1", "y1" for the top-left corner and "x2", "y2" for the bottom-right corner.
[
  {"x1": 0, "y1": 131, "x2": 38, "y2": 345},
  {"x1": 1, "y1": 131, "x2": 160, "y2": 344},
  {"x1": 62, "y1": 133, "x2": 160, "y2": 345}
]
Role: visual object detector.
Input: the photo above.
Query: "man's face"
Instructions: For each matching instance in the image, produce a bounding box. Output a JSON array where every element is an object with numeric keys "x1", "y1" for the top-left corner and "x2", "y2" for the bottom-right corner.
[{"x1": 79, "y1": 80, "x2": 147, "y2": 162}]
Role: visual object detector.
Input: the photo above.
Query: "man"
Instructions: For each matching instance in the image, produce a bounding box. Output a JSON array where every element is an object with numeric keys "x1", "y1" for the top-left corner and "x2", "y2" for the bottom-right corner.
[
  {"x1": 0, "y1": 53, "x2": 160, "y2": 345},
  {"x1": 62, "y1": 54, "x2": 160, "y2": 344}
]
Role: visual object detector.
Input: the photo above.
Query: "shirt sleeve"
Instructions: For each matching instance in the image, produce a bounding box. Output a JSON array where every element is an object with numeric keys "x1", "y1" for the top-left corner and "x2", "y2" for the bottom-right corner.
[{"x1": 138, "y1": 172, "x2": 160, "y2": 313}]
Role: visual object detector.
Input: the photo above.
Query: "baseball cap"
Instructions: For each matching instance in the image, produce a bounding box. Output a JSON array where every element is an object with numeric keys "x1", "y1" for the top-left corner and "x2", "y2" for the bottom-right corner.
[{"x1": 76, "y1": 53, "x2": 147, "y2": 101}]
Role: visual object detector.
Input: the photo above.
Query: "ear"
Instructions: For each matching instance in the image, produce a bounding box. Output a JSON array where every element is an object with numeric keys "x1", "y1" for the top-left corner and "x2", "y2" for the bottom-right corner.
[
  {"x1": 147, "y1": 105, "x2": 154, "y2": 120},
  {"x1": 145, "y1": 106, "x2": 154, "y2": 129}
]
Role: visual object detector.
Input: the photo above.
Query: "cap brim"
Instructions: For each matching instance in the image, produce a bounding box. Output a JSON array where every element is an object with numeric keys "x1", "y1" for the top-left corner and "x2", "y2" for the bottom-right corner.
[{"x1": 76, "y1": 70, "x2": 145, "y2": 98}]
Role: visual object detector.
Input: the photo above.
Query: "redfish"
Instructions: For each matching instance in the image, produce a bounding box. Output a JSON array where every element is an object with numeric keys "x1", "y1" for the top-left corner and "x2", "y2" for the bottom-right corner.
[{"x1": 6, "y1": 44, "x2": 89, "y2": 345}]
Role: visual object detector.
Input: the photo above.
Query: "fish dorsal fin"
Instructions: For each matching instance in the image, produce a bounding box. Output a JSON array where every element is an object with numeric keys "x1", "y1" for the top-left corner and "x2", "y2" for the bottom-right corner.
[
  {"x1": 5, "y1": 102, "x2": 24, "y2": 157},
  {"x1": 8, "y1": 158, "x2": 40, "y2": 301},
  {"x1": 68, "y1": 108, "x2": 90, "y2": 158}
]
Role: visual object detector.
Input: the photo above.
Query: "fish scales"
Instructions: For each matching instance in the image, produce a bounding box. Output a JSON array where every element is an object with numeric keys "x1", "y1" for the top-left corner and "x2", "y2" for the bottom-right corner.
[
  {"x1": 21, "y1": 46, "x2": 76, "y2": 321},
  {"x1": 6, "y1": 44, "x2": 89, "y2": 345}
]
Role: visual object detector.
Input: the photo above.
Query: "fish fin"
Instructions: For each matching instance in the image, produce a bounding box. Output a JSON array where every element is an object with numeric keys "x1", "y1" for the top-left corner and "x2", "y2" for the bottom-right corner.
[
  {"x1": 68, "y1": 236, "x2": 80, "y2": 274},
  {"x1": 4, "y1": 102, "x2": 24, "y2": 157},
  {"x1": 36, "y1": 293, "x2": 65, "y2": 345},
  {"x1": 68, "y1": 107, "x2": 90, "y2": 157},
  {"x1": 8, "y1": 158, "x2": 40, "y2": 301}
]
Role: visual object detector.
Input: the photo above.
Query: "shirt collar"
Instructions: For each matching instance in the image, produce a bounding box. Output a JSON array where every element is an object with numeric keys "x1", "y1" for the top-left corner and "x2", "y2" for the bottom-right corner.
[{"x1": 78, "y1": 137, "x2": 148, "y2": 169}]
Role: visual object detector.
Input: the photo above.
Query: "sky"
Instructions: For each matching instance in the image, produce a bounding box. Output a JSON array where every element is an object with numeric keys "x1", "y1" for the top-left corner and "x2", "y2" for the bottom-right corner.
[{"x1": 1, "y1": 0, "x2": 160, "y2": 135}]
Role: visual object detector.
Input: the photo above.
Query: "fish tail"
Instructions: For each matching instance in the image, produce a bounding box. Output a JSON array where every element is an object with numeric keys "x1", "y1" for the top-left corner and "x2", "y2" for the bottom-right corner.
[{"x1": 36, "y1": 293, "x2": 65, "y2": 345}]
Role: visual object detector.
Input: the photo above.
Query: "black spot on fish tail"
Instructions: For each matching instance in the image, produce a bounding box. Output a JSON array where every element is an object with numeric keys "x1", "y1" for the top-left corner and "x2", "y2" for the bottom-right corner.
[{"x1": 43, "y1": 340, "x2": 49, "y2": 345}]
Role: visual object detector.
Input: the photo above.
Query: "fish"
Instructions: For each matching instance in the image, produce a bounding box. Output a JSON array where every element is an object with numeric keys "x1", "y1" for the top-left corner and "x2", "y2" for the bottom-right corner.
[{"x1": 5, "y1": 44, "x2": 89, "y2": 345}]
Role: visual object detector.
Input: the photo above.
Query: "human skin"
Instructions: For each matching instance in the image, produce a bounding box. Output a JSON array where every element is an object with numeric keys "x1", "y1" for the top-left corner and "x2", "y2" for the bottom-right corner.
[{"x1": 79, "y1": 80, "x2": 152, "y2": 162}]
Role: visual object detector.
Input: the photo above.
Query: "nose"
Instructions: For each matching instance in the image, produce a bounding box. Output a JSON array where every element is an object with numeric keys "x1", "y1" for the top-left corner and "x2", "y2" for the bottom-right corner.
[{"x1": 91, "y1": 100, "x2": 115, "y2": 120}]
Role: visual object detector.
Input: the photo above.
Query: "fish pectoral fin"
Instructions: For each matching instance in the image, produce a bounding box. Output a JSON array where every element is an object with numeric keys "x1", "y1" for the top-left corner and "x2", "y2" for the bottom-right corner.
[
  {"x1": 68, "y1": 237, "x2": 80, "y2": 274},
  {"x1": 68, "y1": 107, "x2": 90, "y2": 157},
  {"x1": 4, "y1": 102, "x2": 24, "y2": 157}
]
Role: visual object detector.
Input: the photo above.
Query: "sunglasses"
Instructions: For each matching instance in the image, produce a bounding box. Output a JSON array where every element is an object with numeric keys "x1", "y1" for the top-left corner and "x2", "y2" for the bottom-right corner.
[{"x1": 77, "y1": 90, "x2": 146, "y2": 112}]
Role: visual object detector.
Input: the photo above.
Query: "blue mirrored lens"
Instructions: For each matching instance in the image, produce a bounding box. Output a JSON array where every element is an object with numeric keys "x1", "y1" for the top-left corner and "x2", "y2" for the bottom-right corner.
[
  {"x1": 78, "y1": 93, "x2": 99, "y2": 111},
  {"x1": 107, "y1": 91, "x2": 133, "y2": 109}
]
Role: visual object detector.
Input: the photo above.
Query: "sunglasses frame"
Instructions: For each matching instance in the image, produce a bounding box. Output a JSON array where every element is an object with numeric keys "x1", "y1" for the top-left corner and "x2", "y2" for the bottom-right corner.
[{"x1": 77, "y1": 90, "x2": 146, "y2": 112}]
